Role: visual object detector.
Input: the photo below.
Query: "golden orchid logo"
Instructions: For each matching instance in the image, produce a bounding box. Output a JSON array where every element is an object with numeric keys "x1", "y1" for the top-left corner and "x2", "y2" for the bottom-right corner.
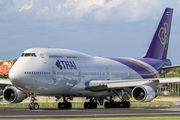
[{"x1": 158, "y1": 22, "x2": 168, "y2": 50}]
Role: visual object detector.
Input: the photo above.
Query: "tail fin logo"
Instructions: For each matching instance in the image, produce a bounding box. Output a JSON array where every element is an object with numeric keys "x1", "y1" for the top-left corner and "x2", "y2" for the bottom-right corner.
[{"x1": 158, "y1": 22, "x2": 168, "y2": 50}]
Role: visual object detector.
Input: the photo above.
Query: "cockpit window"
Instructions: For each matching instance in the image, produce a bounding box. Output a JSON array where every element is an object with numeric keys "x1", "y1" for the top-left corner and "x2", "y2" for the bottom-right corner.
[{"x1": 21, "y1": 53, "x2": 37, "y2": 57}]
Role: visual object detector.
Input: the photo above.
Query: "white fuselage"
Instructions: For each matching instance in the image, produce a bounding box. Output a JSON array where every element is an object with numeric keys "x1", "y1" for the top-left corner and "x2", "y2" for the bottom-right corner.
[{"x1": 9, "y1": 48, "x2": 159, "y2": 97}]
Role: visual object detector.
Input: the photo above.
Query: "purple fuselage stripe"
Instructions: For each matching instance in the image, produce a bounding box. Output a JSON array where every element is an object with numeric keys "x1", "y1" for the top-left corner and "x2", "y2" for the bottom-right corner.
[{"x1": 106, "y1": 57, "x2": 171, "y2": 79}]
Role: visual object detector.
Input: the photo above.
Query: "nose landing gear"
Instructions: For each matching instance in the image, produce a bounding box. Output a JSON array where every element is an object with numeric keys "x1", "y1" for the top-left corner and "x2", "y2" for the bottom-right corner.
[{"x1": 28, "y1": 93, "x2": 39, "y2": 110}]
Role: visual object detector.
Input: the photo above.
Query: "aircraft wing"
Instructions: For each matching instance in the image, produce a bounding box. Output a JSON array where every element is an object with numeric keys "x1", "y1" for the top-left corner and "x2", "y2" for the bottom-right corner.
[
  {"x1": 0, "y1": 79, "x2": 12, "y2": 89},
  {"x1": 85, "y1": 77, "x2": 180, "y2": 92}
]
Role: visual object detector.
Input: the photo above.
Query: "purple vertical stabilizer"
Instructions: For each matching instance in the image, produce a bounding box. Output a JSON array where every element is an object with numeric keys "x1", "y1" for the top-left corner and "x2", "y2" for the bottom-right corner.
[{"x1": 143, "y1": 8, "x2": 173, "y2": 59}]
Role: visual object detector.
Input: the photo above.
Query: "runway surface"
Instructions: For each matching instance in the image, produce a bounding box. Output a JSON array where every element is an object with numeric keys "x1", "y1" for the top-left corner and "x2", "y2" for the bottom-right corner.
[{"x1": 1, "y1": 107, "x2": 180, "y2": 119}]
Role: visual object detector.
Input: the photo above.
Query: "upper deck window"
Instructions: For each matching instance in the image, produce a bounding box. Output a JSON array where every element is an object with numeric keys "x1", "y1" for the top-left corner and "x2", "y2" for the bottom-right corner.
[
  {"x1": 49, "y1": 55, "x2": 63, "y2": 58},
  {"x1": 21, "y1": 53, "x2": 37, "y2": 57},
  {"x1": 66, "y1": 56, "x2": 77, "y2": 58}
]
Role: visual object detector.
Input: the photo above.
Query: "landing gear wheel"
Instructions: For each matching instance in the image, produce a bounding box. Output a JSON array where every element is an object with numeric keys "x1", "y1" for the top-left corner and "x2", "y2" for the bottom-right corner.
[
  {"x1": 58, "y1": 102, "x2": 72, "y2": 109},
  {"x1": 28, "y1": 103, "x2": 33, "y2": 110},
  {"x1": 93, "y1": 102, "x2": 97, "y2": 109},
  {"x1": 34, "y1": 103, "x2": 39, "y2": 110},
  {"x1": 67, "y1": 102, "x2": 72, "y2": 109},
  {"x1": 58, "y1": 102, "x2": 62, "y2": 109},
  {"x1": 84, "y1": 102, "x2": 88, "y2": 109},
  {"x1": 29, "y1": 93, "x2": 39, "y2": 110},
  {"x1": 61, "y1": 103, "x2": 66, "y2": 109},
  {"x1": 117, "y1": 102, "x2": 121, "y2": 108},
  {"x1": 28, "y1": 103, "x2": 39, "y2": 110},
  {"x1": 104, "y1": 102, "x2": 112, "y2": 108},
  {"x1": 84, "y1": 102, "x2": 97, "y2": 109},
  {"x1": 125, "y1": 101, "x2": 130, "y2": 108}
]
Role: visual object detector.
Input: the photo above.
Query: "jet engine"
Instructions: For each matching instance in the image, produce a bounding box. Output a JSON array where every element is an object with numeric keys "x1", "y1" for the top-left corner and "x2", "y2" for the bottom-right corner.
[
  {"x1": 131, "y1": 85, "x2": 156, "y2": 102},
  {"x1": 3, "y1": 86, "x2": 27, "y2": 103}
]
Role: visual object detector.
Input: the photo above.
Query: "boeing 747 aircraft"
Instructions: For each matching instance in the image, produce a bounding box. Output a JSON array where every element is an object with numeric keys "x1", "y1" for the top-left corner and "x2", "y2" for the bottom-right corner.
[{"x1": 2, "y1": 8, "x2": 180, "y2": 110}]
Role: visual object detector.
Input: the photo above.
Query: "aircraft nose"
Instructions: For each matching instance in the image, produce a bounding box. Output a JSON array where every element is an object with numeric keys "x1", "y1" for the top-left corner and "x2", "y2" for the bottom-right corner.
[{"x1": 9, "y1": 67, "x2": 20, "y2": 84}]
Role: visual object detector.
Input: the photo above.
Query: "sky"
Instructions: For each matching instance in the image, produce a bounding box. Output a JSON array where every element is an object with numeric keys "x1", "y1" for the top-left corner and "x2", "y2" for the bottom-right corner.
[{"x1": 1, "y1": 0, "x2": 180, "y2": 65}]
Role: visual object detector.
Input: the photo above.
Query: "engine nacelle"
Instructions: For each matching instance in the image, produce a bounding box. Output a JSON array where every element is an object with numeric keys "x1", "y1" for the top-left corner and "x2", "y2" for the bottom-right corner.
[
  {"x1": 131, "y1": 85, "x2": 156, "y2": 102},
  {"x1": 3, "y1": 86, "x2": 27, "y2": 103}
]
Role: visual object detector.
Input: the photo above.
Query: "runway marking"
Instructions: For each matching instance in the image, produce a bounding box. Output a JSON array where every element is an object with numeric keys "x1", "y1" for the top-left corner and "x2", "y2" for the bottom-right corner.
[{"x1": 1, "y1": 112, "x2": 180, "y2": 118}]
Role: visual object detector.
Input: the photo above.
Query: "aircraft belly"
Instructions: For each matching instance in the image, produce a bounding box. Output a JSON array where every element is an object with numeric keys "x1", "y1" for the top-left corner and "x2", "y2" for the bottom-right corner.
[{"x1": 21, "y1": 77, "x2": 76, "y2": 95}]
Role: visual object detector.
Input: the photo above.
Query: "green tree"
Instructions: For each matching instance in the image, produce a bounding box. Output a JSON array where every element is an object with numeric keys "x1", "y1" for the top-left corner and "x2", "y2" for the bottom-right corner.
[{"x1": 13, "y1": 59, "x2": 17, "y2": 65}]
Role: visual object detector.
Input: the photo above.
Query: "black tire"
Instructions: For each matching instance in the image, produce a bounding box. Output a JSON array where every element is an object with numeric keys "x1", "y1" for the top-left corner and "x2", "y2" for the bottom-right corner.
[
  {"x1": 28, "y1": 103, "x2": 33, "y2": 110},
  {"x1": 117, "y1": 102, "x2": 121, "y2": 108},
  {"x1": 119, "y1": 102, "x2": 123, "y2": 108},
  {"x1": 122, "y1": 102, "x2": 126, "y2": 108},
  {"x1": 93, "y1": 102, "x2": 97, "y2": 109},
  {"x1": 104, "y1": 102, "x2": 108, "y2": 108},
  {"x1": 106, "y1": 102, "x2": 111, "y2": 108},
  {"x1": 34, "y1": 103, "x2": 39, "y2": 110},
  {"x1": 126, "y1": 102, "x2": 130, "y2": 108},
  {"x1": 113, "y1": 102, "x2": 117, "y2": 108},
  {"x1": 84, "y1": 102, "x2": 87, "y2": 109},
  {"x1": 62, "y1": 103, "x2": 66, "y2": 109},
  {"x1": 67, "y1": 102, "x2": 72, "y2": 109},
  {"x1": 58, "y1": 102, "x2": 62, "y2": 109},
  {"x1": 87, "y1": 102, "x2": 91, "y2": 109},
  {"x1": 115, "y1": 102, "x2": 119, "y2": 108}
]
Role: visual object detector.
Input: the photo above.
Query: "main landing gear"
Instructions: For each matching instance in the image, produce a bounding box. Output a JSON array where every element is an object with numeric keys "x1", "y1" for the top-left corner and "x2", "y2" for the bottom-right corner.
[
  {"x1": 28, "y1": 93, "x2": 39, "y2": 110},
  {"x1": 58, "y1": 96, "x2": 72, "y2": 109},
  {"x1": 104, "y1": 101, "x2": 130, "y2": 108},
  {"x1": 84, "y1": 97, "x2": 97, "y2": 109},
  {"x1": 104, "y1": 90, "x2": 131, "y2": 108}
]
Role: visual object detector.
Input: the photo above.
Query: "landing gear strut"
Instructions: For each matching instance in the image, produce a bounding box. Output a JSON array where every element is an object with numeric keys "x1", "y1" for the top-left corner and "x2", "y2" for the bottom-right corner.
[
  {"x1": 29, "y1": 93, "x2": 39, "y2": 110},
  {"x1": 84, "y1": 97, "x2": 97, "y2": 109},
  {"x1": 58, "y1": 96, "x2": 72, "y2": 109}
]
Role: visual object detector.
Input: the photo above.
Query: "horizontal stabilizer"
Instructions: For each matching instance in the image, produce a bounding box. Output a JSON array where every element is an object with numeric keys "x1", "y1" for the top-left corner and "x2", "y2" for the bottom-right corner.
[{"x1": 162, "y1": 65, "x2": 180, "y2": 70}]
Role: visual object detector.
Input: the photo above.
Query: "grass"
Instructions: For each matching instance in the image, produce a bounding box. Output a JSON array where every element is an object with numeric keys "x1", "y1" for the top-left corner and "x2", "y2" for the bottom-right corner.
[
  {"x1": 158, "y1": 95, "x2": 180, "y2": 98},
  {"x1": 0, "y1": 101, "x2": 177, "y2": 108}
]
